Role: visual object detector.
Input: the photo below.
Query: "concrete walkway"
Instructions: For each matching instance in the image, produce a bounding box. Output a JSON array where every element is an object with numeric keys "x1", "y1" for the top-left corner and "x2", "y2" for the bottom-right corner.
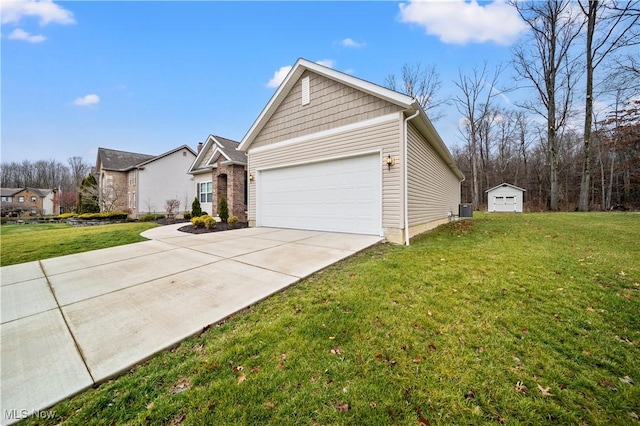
[{"x1": 0, "y1": 225, "x2": 381, "y2": 425}]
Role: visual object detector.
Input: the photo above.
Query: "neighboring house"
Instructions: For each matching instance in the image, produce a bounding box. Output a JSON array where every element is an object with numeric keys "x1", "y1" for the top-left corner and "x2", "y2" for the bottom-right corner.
[
  {"x1": 238, "y1": 58, "x2": 465, "y2": 245},
  {"x1": 486, "y1": 183, "x2": 526, "y2": 213},
  {"x1": 188, "y1": 135, "x2": 247, "y2": 221},
  {"x1": 0, "y1": 187, "x2": 59, "y2": 216},
  {"x1": 95, "y1": 146, "x2": 196, "y2": 218}
]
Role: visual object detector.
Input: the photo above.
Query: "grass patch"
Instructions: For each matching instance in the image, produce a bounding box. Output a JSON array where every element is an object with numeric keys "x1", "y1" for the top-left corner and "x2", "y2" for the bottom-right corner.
[
  {"x1": 0, "y1": 222, "x2": 159, "y2": 266},
  {"x1": 21, "y1": 213, "x2": 640, "y2": 424}
]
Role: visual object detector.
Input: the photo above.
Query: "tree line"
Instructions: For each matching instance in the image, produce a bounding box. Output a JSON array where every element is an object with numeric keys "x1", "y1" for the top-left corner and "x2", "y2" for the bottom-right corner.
[
  {"x1": 0, "y1": 157, "x2": 92, "y2": 212},
  {"x1": 387, "y1": 0, "x2": 639, "y2": 211}
]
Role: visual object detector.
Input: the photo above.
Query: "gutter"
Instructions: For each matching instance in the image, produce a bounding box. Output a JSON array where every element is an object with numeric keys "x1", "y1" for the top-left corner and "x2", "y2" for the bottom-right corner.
[{"x1": 403, "y1": 109, "x2": 420, "y2": 246}]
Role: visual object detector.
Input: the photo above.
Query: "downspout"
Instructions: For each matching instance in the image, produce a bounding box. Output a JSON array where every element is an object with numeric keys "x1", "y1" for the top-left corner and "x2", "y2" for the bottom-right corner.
[{"x1": 403, "y1": 109, "x2": 420, "y2": 246}]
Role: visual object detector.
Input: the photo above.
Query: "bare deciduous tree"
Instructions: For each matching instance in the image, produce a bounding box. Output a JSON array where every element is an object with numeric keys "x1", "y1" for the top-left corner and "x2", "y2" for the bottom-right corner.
[
  {"x1": 385, "y1": 63, "x2": 448, "y2": 121},
  {"x1": 577, "y1": 0, "x2": 640, "y2": 211},
  {"x1": 511, "y1": 0, "x2": 583, "y2": 210},
  {"x1": 453, "y1": 63, "x2": 505, "y2": 209}
]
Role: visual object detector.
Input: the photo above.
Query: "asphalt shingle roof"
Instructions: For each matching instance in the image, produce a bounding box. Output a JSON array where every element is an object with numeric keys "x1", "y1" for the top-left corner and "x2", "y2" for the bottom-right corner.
[
  {"x1": 97, "y1": 148, "x2": 156, "y2": 171},
  {"x1": 212, "y1": 135, "x2": 246, "y2": 164}
]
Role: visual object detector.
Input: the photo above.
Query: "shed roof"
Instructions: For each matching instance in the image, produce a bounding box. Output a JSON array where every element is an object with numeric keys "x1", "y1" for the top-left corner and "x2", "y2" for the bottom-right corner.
[{"x1": 485, "y1": 183, "x2": 527, "y2": 193}]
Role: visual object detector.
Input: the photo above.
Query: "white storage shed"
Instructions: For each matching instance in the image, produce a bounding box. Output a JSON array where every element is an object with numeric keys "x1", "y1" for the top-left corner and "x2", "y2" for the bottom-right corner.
[{"x1": 486, "y1": 183, "x2": 526, "y2": 213}]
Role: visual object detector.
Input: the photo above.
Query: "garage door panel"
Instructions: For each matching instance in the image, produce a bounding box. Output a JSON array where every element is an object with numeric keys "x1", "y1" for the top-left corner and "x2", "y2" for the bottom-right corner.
[{"x1": 258, "y1": 154, "x2": 381, "y2": 235}]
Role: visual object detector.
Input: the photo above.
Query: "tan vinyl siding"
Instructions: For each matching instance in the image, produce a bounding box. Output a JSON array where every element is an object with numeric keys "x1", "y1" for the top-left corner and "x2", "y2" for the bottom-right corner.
[
  {"x1": 407, "y1": 122, "x2": 460, "y2": 229},
  {"x1": 252, "y1": 70, "x2": 404, "y2": 149},
  {"x1": 248, "y1": 116, "x2": 403, "y2": 229},
  {"x1": 194, "y1": 143, "x2": 215, "y2": 169}
]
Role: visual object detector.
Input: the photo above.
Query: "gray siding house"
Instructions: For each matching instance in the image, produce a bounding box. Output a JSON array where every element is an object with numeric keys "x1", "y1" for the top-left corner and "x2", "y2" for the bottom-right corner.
[{"x1": 238, "y1": 58, "x2": 464, "y2": 245}]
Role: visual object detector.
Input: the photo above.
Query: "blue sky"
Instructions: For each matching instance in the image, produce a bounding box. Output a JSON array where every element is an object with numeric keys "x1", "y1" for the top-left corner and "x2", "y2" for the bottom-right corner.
[{"x1": 1, "y1": 0, "x2": 528, "y2": 165}]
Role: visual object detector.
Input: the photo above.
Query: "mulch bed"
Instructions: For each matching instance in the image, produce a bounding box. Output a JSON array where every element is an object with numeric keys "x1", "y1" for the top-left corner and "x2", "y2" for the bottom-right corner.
[{"x1": 178, "y1": 222, "x2": 249, "y2": 234}]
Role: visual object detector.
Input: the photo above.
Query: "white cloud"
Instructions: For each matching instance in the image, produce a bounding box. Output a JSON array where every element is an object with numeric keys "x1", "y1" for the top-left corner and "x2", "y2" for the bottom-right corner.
[
  {"x1": 266, "y1": 60, "x2": 336, "y2": 88},
  {"x1": 8, "y1": 28, "x2": 45, "y2": 42},
  {"x1": 341, "y1": 38, "x2": 365, "y2": 48},
  {"x1": 1, "y1": 0, "x2": 75, "y2": 25},
  {"x1": 266, "y1": 65, "x2": 293, "y2": 88},
  {"x1": 1, "y1": 0, "x2": 75, "y2": 26},
  {"x1": 398, "y1": 0, "x2": 527, "y2": 45},
  {"x1": 315, "y1": 59, "x2": 335, "y2": 68},
  {"x1": 74, "y1": 94, "x2": 100, "y2": 106}
]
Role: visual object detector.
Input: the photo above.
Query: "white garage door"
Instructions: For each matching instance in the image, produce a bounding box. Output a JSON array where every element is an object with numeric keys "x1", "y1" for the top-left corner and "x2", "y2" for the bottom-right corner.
[{"x1": 258, "y1": 153, "x2": 381, "y2": 235}]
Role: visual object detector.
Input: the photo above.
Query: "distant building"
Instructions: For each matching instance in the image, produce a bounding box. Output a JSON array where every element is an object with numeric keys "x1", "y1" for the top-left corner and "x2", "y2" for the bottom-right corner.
[
  {"x1": 95, "y1": 145, "x2": 196, "y2": 218},
  {"x1": 486, "y1": 183, "x2": 526, "y2": 213},
  {"x1": 0, "y1": 187, "x2": 59, "y2": 216}
]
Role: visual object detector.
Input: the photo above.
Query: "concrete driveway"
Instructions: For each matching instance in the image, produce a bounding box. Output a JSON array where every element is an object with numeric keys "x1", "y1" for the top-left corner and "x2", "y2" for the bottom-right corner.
[{"x1": 0, "y1": 225, "x2": 381, "y2": 425}]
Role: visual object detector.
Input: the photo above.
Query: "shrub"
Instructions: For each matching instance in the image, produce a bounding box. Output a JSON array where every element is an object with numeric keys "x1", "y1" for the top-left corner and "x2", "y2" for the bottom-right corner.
[
  {"x1": 139, "y1": 214, "x2": 165, "y2": 222},
  {"x1": 204, "y1": 216, "x2": 216, "y2": 230},
  {"x1": 191, "y1": 216, "x2": 205, "y2": 228},
  {"x1": 57, "y1": 213, "x2": 77, "y2": 220},
  {"x1": 228, "y1": 215, "x2": 239, "y2": 227},
  {"x1": 77, "y1": 211, "x2": 129, "y2": 221},
  {"x1": 201, "y1": 211, "x2": 208, "y2": 216},
  {"x1": 183, "y1": 212, "x2": 191, "y2": 220},
  {"x1": 191, "y1": 197, "x2": 202, "y2": 217},
  {"x1": 218, "y1": 196, "x2": 229, "y2": 223}
]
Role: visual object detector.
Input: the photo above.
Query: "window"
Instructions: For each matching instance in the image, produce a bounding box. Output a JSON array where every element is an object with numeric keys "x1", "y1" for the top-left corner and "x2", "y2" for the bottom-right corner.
[
  {"x1": 31, "y1": 196, "x2": 37, "y2": 202},
  {"x1": 18, "y1": 196, "x2": 25, "y2": 203},
  {"x1": 494, "y1": 196, "x2": 504, "y2": 205},
  {"x1": 199, "y1": 182, "x2": 212, "y2": 203}
]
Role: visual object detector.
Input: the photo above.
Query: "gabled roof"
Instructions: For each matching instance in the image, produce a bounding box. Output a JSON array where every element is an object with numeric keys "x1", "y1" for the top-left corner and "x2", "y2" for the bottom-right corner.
[
  {"x1": 1, "y1": 187, "x2": 54, "y2": 197},
  {"x1": 237, "y1": 58, "x2": 464, "y2": 181},
  {"x1": 485, "y1": 183, "x2": 527, "y2": 193},
  {"x1": 97, "y1": 148, "x2": 156, "y2": 171},
  {"x1": 97, "y1": 145, "x2": 196, "y2": 172},
  {"x1": 135, "y1": 145, "x2": 196, "y2": 168},
  {"x1": 188, "y1": 135, "x2": 246, "y2": 174}
]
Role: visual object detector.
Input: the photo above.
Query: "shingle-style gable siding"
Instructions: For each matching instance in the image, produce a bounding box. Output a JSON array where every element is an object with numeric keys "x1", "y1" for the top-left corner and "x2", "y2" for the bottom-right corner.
[
  {"x1": 407, "y1": 122, "x2": 460, "y2": 235},
  {"x1": 193, "y1": 143, "x2": 216, "y2": 170},
  {"x1": 251, "y1": 70, "x2": 404, "y2": 149}
]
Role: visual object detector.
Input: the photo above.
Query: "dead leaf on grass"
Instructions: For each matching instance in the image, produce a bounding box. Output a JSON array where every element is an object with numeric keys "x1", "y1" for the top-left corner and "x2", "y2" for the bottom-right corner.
[
  {"x1": 598, "y1": 380, "x2": 618, "y2": 391},
  {"x1": 624, "y1": 293, "x2": 632, "y2": 300},
  {"x1": 465, "y1": 389, "x2": 476, "y2": 400},
  {"x1": 537, "y1": 384, "x2": 554, "y2": 397},
  {"x1": 264, "y1": 401, "x2": 275, "y2": 409},
  {"x1": 513, "y1": 356, "x2": 522, "y2": 366},
  {"x1": 370, "y1": 401, "x2": 377, "y2": 408},
  {"x1": 615, "y1": 336, "x2": 635, "y2": 345},
  {"x1": 278, "y1": 353, "x2": 287, "y2": 370},
  {"x1": 335, "y1": 403, "x2": 350, "y2": 413},
  {"x1": 232, "y1": 365, "x2": 243, "y2": 373},
  {"x1": 237, "y1": 374, "x2": 246, "y2": 385},
  {"x1": 171, "y1": 379, "x2": 190, "y2": 395},
  {"x1": 171, "y1": 414, "x2": 186, "y2": 425},
  {"x1": 428, "y1": 343, "x2": 436, "y2": 351},
  {"x1": 586, "y1": 306, "x2": 596, "y2": 312},
  {"x1": 251, "y1": 366, "x2": 261, "y2": 374},
  {"x1": 619, "y1": 376, "x2": 634, "y2": 385},
  {"x1": 629, "y1": 412, "x2": 639, "y2": 420},
  {"x1": 413, "y1": 356, "x2": 422, "y2": 363},
  {"x1": 514, "y1": 381, "x2": 527, "y2": 394},
  {"x1": 330, "y1": 347, "x2": 344, "y2": 355}
]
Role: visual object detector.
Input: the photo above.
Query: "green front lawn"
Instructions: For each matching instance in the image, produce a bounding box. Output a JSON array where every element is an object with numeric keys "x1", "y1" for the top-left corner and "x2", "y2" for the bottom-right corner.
[
  {"x1": 0, "y1": 222, "x2": 159, "y2": 266},
  {"x1": 20, "y1": 213, "x2": 640, "y2": 425}
]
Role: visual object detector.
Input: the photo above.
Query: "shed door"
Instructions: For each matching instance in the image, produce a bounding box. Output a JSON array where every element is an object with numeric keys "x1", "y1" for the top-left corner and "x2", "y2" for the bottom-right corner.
[
  {"x1": 494, "y1": 195, "x2": 515, "y2": 212},
  {"x1": 257, "y1": 153, "x2": 381, "y2": 235}
]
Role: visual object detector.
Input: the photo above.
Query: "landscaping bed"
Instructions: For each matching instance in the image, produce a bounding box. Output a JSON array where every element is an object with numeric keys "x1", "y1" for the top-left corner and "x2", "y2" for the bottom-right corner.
[{"x1": 178, "y1": 221, "x2": 248, "y2": 234}]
